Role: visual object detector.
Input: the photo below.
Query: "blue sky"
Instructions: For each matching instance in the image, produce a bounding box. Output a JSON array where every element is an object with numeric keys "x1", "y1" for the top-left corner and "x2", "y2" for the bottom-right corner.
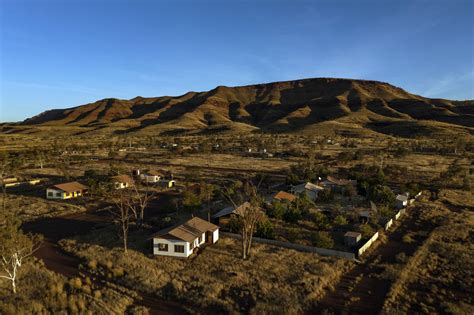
[{"x1": 1, "y1": 0, "x2": 473, "y2": 122}]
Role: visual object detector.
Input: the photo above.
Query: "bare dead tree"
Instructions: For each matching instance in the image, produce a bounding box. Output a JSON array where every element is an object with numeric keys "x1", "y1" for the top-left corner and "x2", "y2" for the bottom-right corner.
[
  {"x1": 0, "y1": 232, "x2": 41, "y2": 294},
  {"x1": 130, "y1": 179, "x2": 155, "y2": 228},
  {"x1": 0, "y1": 182, "x2": 41, "y2": 294},
  {"x1": 108, "y1": 188, "x2": 134, "y2": 253},
  {"x1": 222, "y1": 180, "x2": 264, "y2": 260}
]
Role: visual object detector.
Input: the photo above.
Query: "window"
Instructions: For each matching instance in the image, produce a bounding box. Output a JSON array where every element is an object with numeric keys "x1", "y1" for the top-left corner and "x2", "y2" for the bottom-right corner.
[
  {"x1": 189, "y1": 242, "x2": 194, "y2": 251},
  {"x1": 174, "y1": 245, "x2": 185, "y2": 253},
  {"x1": 157, "y1": 243, "x2": 168, "y2": 251},
  {"x1": 47, "y1": 192, "x2": 53, "y2": 197},
  {"x1": 56, "y1": 192, "x2": 62, "y2": 197}
]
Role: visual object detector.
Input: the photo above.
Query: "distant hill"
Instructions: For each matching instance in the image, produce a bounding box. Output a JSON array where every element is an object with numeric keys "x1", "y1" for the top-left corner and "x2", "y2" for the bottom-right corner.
[{"x1": 4, "y1": 78, "x2": 474, "y2": 137}]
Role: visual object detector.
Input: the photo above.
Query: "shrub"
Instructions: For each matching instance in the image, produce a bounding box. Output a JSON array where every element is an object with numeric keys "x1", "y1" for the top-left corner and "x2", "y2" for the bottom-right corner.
[
  {"x1": 268, "y1": 201, "x2": 285, "y2": 219},
  {"x1": 88, "y1": 259, "x2": 97, "y2": 270},
  {"x1": 283, "y1": 206, "x2": 302, "y2": 223},
  {"x1": 395, "y1": 252, "x2": 407, "y2": 263},
  {"x1": 311, "y1": 231, "x2": 334, "y2": 248},
  {"x1": 113, "y1": 267, "x2": 125, "y2": 277},
  {"x1": 71, "y1": 277, "x2": 82, "y2": 290},
  {"x1": 311, "y1": 212, "x2": 329, "y2": 230},
  {"x1": 255, "y1": 220, "x2": 275, "y2": 239},
  {"x1": 105, "y1": 260, "x2": 113, "y2": 269},
  {"x1": 162, "y1": 281, "x2": 178, "y2": 299},
  {"x1": 402, "y1": 234, "x2": 415, "y2": 244},
  {"x1": 293, "y1": 193, "x2": 314, "y2": 217},
  {"x1": 82, "y1": 285, "x2": 92, "y2": 295},
  {"x1": 93, "y1": 290, "x2": 102, "y2": 299},
  {"x1": 333, "y1": 215, "x2": 348, "y2": 226},
  {"x1": 286, "y1": 228, "x2": 299, "y2": 243},
  {"x1": 358, "y1": 224, "x2": 375, "y2": 239}
]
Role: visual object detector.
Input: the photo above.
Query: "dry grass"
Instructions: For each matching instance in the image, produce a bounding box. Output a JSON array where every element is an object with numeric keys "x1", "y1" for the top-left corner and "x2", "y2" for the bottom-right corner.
[
  {"x1": 7, "y1": 194, "x2": 87, "y2": 220},
  {"x1": 0, "y1": 259, "x2": 133, "y2": 315},
  {"x1": 59, "y1": 235, "x2": 351, "y2": 314},
  {"x1": 382, "y1": 196, "x2": 474, "y2": 314},
  {"x1": 440, "y1": 189, "x2": 474, "y2": 209}
]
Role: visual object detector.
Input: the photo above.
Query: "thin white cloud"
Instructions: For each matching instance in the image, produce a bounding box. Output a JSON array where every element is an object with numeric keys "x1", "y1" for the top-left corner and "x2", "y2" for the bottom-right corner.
[{"x1": 424, "y1": 70, "x2": 474, "y2": 99}]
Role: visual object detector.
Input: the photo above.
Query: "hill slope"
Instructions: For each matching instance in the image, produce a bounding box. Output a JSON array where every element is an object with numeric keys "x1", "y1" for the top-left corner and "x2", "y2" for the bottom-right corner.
[{"x1": 6, "y1": 78, "x2": 474, "y2": 137}]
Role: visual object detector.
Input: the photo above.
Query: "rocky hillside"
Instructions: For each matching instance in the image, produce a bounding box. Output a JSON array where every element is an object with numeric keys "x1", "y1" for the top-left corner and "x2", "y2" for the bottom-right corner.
[{"x1": 10, "y1": 78, "x2": 474, "y2": 137}]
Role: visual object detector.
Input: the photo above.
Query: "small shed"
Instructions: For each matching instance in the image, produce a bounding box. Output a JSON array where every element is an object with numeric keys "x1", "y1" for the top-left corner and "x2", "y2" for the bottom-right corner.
[
  {"x1": 396, "y1": 193, "x2": 409, "y2": 209},
  {"x1": 344, "y1": 231, "x2": 362, "y2": 247}
]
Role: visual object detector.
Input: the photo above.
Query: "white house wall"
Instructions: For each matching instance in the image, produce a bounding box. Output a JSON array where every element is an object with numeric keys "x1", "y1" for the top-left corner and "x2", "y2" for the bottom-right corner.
[
  {"x1": 213, "y1": 229, "x2": 219, "y2": 243},
  {"x1": 46, "y1": 188, "x2": 82, "y2": 200},
  {"x1": 153, "y1": 238, "x2": 192, "y2": 258}
]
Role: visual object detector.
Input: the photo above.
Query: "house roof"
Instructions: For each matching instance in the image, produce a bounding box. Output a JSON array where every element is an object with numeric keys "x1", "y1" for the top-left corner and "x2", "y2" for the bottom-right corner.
[
  {"x1": 344, "y1": 231, "x2": 361, "y2": 238},
  {"x1": 396, "y1": 194, "x2": 408, "y2": 202},
  {"x1": 293, "y1": 182, "x2": 324, "y2": 193},
  {"x1": 112, "y1": 175, "x2": 134, "y2": 184},
  {"x1": 1, "y1": 177, "x2": 18, "y2": 184},
  {"x1": 51, "y1": 181, "x2": 88, "y2": 193},
  {"x1": 212, "y1": 201, "x2": 251, "y2": 218},
  {"x1": 185, "y1": 217, "x2": 219, "y2": 233},
  {"x1": 152, "y1": 217, "x2": 218, "y2": 242},
  {"x1": 273, "y1": 191, "x2": 296, "y2": 202}
]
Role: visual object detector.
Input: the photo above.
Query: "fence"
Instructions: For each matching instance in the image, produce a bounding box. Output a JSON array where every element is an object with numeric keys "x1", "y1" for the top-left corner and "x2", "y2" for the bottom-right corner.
[
  {"x1": 221, "y1": 232, "x2": 355, "y2": 260},
  {"x1": 357, "y1": 231, "x2": 379, "y2": 257},
  {"x1": 394, "y1": 208, "x2": 406, "y2": 220},
  {"x1": 385, "y1": 207, "x2": 407, "y2": 231}
]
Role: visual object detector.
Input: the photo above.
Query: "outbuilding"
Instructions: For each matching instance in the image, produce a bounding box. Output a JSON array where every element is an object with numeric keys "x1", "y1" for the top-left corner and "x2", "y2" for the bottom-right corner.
[
  {"x1": 140, "y1": 172, "x2": 162, "y2": 184},
  {"x1": 396, "y1": 193, "x2": 409, "y2": 209},
  {"x1": 111, "y1": 175, "x2": 134, "y2": 189},
  {"x1": 344, "y1": 231, "x2": 362, "y2": 247}
]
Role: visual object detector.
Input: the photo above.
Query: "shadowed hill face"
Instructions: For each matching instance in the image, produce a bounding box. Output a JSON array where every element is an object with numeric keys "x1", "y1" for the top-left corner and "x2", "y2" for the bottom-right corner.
[{"x1": 15, "y1": 78, "x2": 474, "y2": 137}]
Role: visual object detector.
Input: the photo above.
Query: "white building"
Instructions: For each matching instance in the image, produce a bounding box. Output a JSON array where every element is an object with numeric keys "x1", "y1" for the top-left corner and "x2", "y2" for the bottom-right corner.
[
  {"x1": 46, "y1": 182, "x2": 88, "y2": 200},
  {"x1": 151, "y1": 217, "x2": 219, "y2": 258},
  {"x1": 396, "y1": 193, "x2": 409, "y2": 209},
  {"x1": 158, "y1": 179, "x2": 176, "y2": 188},
  {"x1": 140, "y1": 172, "x2": 162, "y2": 184},
  {"x1": 111, "y1": 174, "x2": 134, "y2": 189},
  {"x1": 290, "y1": 182, "x2": 324, "y2": 201}
]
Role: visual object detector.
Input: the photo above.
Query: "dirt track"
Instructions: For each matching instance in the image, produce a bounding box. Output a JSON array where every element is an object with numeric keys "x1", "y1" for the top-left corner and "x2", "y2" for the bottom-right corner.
[
  {"x1": 311, "y1": 206, "x2": 436, "y2": 314},
  {"x1": 22, "y1": 211, "x2": 191, "y2": 315}
]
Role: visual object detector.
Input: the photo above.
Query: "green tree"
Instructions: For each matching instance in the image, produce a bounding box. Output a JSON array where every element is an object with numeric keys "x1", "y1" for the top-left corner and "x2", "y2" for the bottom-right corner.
[
  {"x1": 311, "y1": 212, "x2": 329, "y2": 230},
  {"x1": 358, "y1": 224, "x2": 375, "y2": 239},
  {"x1": 268, "y1": 201, "x2": 286, "y2": 220},
  {"x1": 182, "y1": 191, "x2": 201, "y2": 212},
  {"x1": 311, "y1": 231, "x2": 334, "y2": 248},
  {"x1": 255, "y1": 219, "x2": 275, "y2": 239},
  {"x1": 283, "y1": 206, "x2": 302, "y2": 223},
  {"x1": 368, "y1": 185, "x2": 396, "y2": 207}
]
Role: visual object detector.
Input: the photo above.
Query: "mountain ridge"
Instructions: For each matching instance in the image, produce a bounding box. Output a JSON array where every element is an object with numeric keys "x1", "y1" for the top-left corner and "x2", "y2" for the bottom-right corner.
[{"x1": 7, "y1": 77, "x2": 474, "y2": 137}]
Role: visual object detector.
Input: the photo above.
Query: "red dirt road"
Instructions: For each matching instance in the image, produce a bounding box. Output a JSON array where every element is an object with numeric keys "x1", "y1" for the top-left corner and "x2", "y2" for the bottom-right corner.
[
  {"x1": 23, "y1": 211, "x2": 191, "y2": 315},
  {"x1": 311, "y1": 206, "x2": 436, "y2": 314}
]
